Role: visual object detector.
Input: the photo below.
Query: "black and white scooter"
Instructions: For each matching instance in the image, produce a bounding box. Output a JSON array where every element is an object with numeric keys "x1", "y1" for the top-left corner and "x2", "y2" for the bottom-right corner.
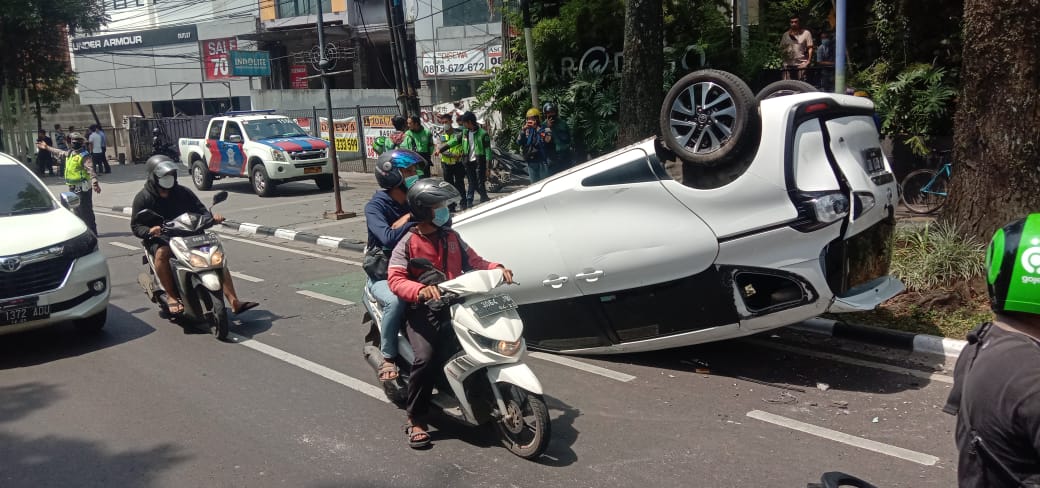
[
  {"x1": 362, "y1": 261, "x2": 551, "y2": 459},
  {"x1": 488, "y1": 146, "x2": 530, "y2": 193},
  {"x1": 136, "y1": 191, "x2": 231, "y2": 340}
]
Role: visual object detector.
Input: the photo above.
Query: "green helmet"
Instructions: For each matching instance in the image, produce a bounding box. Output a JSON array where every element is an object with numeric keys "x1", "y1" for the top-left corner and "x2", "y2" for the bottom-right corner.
[
  {"x1": 986, "y1": 214, "x2": 1040, "y2": 314},
  {"x1": 373, "y1": 135, "x2": 396, "y2": 155}
]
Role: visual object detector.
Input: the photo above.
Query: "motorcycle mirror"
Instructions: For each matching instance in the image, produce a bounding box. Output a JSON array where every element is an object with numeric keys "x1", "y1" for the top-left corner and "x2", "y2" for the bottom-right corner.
[
  {"x1": 212, "y1": 191, "x2": 229, "y2": 206},
  {"x1": 135, "y1": 209, "x2": 164, "y2": 227}
]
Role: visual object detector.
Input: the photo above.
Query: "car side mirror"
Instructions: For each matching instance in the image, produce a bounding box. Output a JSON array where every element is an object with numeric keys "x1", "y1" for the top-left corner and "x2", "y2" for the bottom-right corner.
[
  {"x1": 212, "y1": 191, "x2": 229, "y2": 206},
  {"x1": 228, "y1": 134, "x2": 243, "y2": 144},
  {"x1": 135, "y1": 209, "x2": 164, "y2": 227},
  {"x1": 59, "y1": 192, "x2": 80, "y2": 210}
]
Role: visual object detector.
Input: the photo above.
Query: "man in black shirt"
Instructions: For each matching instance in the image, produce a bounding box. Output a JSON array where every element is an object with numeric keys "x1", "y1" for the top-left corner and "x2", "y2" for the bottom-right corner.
[
  {"x1": 945, "y1": 214, "x2": 1040, "y2": 487},
  {"x1": 36, "y1": 129, "x2": 54, "y2": 176}
]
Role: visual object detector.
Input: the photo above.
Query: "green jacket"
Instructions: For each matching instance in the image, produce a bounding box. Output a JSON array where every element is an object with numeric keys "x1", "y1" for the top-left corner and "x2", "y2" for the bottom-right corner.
[
  {"x1": 402, "y1": 128, "x2": 433, "y2": 153},
  {"x1": 447, "y1": 127, "x2": 492, "y2": 161}
]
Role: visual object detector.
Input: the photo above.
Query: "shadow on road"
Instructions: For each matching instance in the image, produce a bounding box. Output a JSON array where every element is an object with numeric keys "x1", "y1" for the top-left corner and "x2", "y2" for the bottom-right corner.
[
  {"x1": 0, "y1": 305, "x2": 155, "y2": 370},
  {"x1": 203, "y1": 179, "x2": 355, "y2": 198},
  {"x1": 0, "y1": 381, "x2": 188, "y2": 487}
]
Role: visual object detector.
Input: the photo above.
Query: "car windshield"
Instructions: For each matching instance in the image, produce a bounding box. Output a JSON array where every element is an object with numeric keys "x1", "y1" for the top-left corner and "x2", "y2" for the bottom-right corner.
[
  {"x1": 0, "y1": 165, "x2": 57, "y2": 216},
  {"x1": 243, "y1": 119, "x2": 309, "y2": 140}
]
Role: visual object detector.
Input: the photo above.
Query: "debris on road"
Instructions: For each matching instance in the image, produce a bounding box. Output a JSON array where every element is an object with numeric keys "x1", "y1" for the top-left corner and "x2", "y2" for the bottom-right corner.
[
  {"x1": 831, "y1": 400, "x2": 849, "y2": 409},
  {"x1": 872, "y1": 417, "x2": 880, "y2": 423},
  {"x1": 816, "y1": 382, "x2": 830, "y2": 391},
  {"x1": 764, "y1": 391, "x2": 798, "y2": 404}
]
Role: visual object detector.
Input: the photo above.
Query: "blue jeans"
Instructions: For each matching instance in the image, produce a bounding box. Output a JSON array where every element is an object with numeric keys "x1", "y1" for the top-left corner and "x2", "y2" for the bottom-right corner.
[
  {"x1": 368, "y1": 279, "x2": 406, "y2": 360},
  {"x1": 528, "y1": 161, "x2": 550, "y2": 183}
]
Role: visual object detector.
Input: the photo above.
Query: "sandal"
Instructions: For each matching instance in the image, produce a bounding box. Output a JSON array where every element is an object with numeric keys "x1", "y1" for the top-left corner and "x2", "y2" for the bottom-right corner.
[
  {"x1": 165, "y1": 299, "x2": 184, "y2": 315},
  {"x1": 378, "y1": 361, "x2": 399, "y2": 381},
  {"x1": 405, "y1": 424, "x2": 431, "y2": 448}
]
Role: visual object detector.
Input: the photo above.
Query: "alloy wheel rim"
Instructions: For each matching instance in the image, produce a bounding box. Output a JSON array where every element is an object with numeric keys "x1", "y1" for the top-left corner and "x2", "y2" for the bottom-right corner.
[{"x1": 669, "y1": 81, "x2": 737, "y2": 155}]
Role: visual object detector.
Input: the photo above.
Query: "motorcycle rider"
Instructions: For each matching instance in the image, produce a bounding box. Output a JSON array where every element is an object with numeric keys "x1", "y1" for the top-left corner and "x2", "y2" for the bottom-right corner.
[
  {"x1": 945, "y1": 214, "x2": 1040, "y2": 487},
  {"x1": 363, "y1": 149, "x2": 424, "y2": 382},
  {"x1": 130, "y1": 156, "x2": 259, "y2": 316},
  {"x1": 387, "y1": 178, "x2": 513, "y2": 448},
  {"x1": 37, "y1": 132, "x2": 101, "y2": 235}
]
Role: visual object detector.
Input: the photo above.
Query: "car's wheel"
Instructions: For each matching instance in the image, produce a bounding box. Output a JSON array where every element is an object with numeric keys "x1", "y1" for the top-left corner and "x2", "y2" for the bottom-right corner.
[
  {"x1": 659, "y1": 69, "x2": 760, "y2": 167},
  {"x1": 755, "y1": 80, "x2": 818, "y2": 101},
  {"x1": 495, "y1": 384, "x2": 551, "y2": 459},
  {"x1": 251, "y1": 164, "x2": 276, "y2": 197},
  {"x1": 196, "y1": 284, "x2": 229, "y2": 341},
  {"x1": 192, "y1": 160, "x2": 213, "y2": 190},
  {"x1": 315, "y1": 174, "x2": 335, "y2": 191},
  {"x1": 74, "y1": 309, "x2": 107, "y2": 333}
]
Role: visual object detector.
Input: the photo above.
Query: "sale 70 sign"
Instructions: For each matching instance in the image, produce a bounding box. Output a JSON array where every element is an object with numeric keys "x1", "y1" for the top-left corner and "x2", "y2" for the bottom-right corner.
[{"x1": 203, "y1": 38, "x2": 238, "y2": 80}]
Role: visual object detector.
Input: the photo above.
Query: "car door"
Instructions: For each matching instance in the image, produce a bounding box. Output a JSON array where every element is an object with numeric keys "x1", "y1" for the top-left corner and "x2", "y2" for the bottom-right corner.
[
  {"x1": 218, "y1": 121, "x2": 247, "y2": 176},
  {"x1": 204, "y1": 120, "x2": 224, "y2": 172},
  {"x1": 541, "y1": 147, "x2": 726, "y2": 342}
]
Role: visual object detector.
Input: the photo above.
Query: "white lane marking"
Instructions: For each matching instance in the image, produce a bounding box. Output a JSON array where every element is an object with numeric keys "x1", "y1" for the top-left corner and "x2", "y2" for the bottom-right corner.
[
  {"x1": 213, "y1": 230, "x2": 364, "y2": 266},
  {"x1": 230, "y1": 271, "x2": 264, "y2": 283},
  {"x1": 97, "y1": 212, "x2": 131, "y2": 221},
  {"x1": 527, "y1": 352, "x2": 636, "y2": 383},
  {"x1": 230, "y1": 333, "x2": 388, "y2": 403},
  {"x1": 316, "y1": 236, "x2": 343, "y2": 248},
  {"x1": 121, "y1": 207, "x2": 133, "y2": 215},
  {"x1": 746, "y1": 410, "x2": 940, "y2": 466},
  {"x1": 273, "y1": 228, "x2": 298, "y2": 240},
  {"x1": 296, "y1": 290, "x2": 355, "y2": 306},
  {"x1": 231, "y1": 197, "x2": 328, "y2": 213},
  {"x1": 745, "y1": 339, "x2": 953, "y2": 384},
  {"x1": 238, "y1": 223, "x2": 261, "y2": 235},
  {"x1": 109, "y1": 241, "x2": 139, "y2": 250}
]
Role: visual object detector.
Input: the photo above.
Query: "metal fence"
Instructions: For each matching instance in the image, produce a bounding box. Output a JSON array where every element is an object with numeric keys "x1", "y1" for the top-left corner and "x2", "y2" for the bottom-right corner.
[{"x1": 128, "y1": 116, "x2": 209, "y2": 163}]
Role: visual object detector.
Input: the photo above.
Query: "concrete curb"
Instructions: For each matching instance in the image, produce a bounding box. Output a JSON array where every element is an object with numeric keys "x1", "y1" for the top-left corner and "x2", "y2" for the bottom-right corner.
[
  {"x1": 111, "y1": 206, "x2": 366, "y2": 252},
  {"x1": 792, "y1": 318, "x2": 967, "y2": 358}
]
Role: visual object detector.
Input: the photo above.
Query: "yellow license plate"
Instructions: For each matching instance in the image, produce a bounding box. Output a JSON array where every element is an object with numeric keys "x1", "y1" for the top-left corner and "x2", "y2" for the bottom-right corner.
[{"x1": 304, "y1": 167, "x2": 321, "y2": 174}]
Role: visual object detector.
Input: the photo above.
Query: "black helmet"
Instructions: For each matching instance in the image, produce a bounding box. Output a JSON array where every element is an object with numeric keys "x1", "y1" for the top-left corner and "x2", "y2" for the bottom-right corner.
[
  {"x1": 151, "y1": 160, "x2": 179, "y2": 190},
  {"x1": 407, "y1": 178, "x2": 461, "y2": 221},
  {"x1": 542, "y1": 102, "x2": 557, "y2": 114},
  {"x1": 152, "y1": 127, "x2": 161, "y2": 134},
  {"x1": 145, "y1": 154, "x2": 176, "y2": 176},
  {"x1": 374, "y1": 149, "x2": 425, "y2": 189}
]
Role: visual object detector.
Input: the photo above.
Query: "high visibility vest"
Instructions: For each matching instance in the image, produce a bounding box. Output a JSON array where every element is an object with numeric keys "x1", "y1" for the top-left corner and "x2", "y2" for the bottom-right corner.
[
  {"x1": 439, "y1": 133, "x2": 463, "y2": 164},
  {"x1": 64, "y1": 151, "x2": 90, "y2": 185}
]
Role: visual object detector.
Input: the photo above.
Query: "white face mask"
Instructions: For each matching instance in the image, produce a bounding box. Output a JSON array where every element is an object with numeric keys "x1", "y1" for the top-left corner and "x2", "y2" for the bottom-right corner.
[{"x1": 158, "y1": 174, "x2": 176, "y2": 189}]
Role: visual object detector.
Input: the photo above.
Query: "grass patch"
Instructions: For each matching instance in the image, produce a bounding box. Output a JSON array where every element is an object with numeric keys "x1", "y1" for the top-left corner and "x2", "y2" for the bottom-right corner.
[{"x1": 825, "y1": 297, "x2": 992, "y2": 340}]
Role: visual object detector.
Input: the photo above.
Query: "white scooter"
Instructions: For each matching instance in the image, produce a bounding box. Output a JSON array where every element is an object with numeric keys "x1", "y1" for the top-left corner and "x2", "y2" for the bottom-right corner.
[
  {"x1": 362, "y1": 260, "x2": 551, "y2": 459},
  {"x1": 136, "y1": 191, "x2": 231, "y2": 341}
]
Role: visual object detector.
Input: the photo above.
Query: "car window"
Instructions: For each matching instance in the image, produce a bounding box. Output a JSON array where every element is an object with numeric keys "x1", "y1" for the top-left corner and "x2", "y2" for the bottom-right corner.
[
  {"x1": 223, "y1": 122, "x2": 243, "y2": 141},
  {"x1": 243, "y1": 119, "x2": 308, "y2": 140},
  {"x1": 0, "y1": 165, "x2": 56, "y2": 216},
  {"x1": 207, "y1": 121, "x2": 223, "y2": 140},
  {"x1": 581, "y1": 156, "x2": 659, "y2": 187}
]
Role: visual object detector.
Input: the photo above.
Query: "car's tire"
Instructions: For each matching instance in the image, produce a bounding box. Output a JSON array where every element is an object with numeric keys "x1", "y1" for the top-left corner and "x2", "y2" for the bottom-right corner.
[
  {"x1": 315, "y1": 174, "x2": 335, "y2": 191},
  {"x1": 659, "y1": 69, "x2": 760, "y2": 168},
  {"x1": 755, "y1": 80, "x2": 818, "y2": 101},
  {"x1": 74, "y1": 309, "x2": 107, "y2": 333},
  {"x1": 192, "y1": 160, "x2": 213, "y2": 191},
  {"x1": 196, "y1": 284, "x2": 229, "y2": 341},
  {"x1": 251, "y1": 164, "x2": 276, "y2": 197}
]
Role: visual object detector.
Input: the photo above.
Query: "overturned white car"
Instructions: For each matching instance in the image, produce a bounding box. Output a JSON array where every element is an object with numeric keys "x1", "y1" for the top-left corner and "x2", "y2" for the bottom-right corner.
[{"x1": 454, "y1": 70, "x2": 903, "y2": 354}]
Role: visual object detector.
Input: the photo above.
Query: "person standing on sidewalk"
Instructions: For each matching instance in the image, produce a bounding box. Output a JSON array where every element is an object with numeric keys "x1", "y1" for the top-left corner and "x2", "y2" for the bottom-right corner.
[
  {"x1": 35, "y1": 129, "x2": 55, "y2": 177},
  {"x1": 98, "y1": 125, "x2": 110, "y2": 172},
  {"x1": 455, "y1": 112, "x2": 490, "y2": 207},
  {"x1": 541, "y1": 102, "x2": 572, "y2": 174},
  {"x1": 402, "y1": 116, "x2": 434, "y2": 177},
  {"x1": 434, "y1": 113, "x2": 465, "y2": 212},
  {"x1": 38, "y1": 132, "x2": 101, "y2": 234},
  {"x1": 87, "y1": 124, "x2": 110, "y2": 175},
  {"x1": 945, "y1": 213, "x2": 1040, "y2": 487},
  {"x1": 53, "y1": 124, "x2": 67, "y2": 175},
  {"x1": 780, "y1": 15, "x2": 814, "y2": 81},
  {"x1": 517, "y1": 108, "x2": 551, "y2": 183}
]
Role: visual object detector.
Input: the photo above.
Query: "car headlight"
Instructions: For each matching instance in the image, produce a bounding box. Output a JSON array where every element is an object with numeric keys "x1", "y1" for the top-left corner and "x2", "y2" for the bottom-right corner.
[
  {"x1": 63, "y1": 231, "x2": 98, "y2": 259},
  {"x1": 210, "y1": 250, "x2": 224, "y2": 266},
  {"x1": 188, "y1": 253, "x2": 209, "y2": 268},
  {"x1": 272, "y1": 149, "x2": 287, "y2": 161}
]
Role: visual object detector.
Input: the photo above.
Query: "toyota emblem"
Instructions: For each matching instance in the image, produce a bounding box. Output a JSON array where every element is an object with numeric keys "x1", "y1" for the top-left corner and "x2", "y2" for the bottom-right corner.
[{"x1": 0, "y1": 257, "x2": 21, "y2": 272}]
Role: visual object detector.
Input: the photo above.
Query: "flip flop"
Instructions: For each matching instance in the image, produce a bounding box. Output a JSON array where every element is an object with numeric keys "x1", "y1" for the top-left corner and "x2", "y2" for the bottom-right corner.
[
  {"x1": 166, "y1": 300, "x2": 184, "y2": 315},
  {"x1": 405, "y1": 424, "x2": 431, "y2": 448},
  {"x1": 233, "y1": 301, "x2": 260, "y2": 315},
  {"x1": 378, "y1": 361, "x2": 399, "y2": 381}
]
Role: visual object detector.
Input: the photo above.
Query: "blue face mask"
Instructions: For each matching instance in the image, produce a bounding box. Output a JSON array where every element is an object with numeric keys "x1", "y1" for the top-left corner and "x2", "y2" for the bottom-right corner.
[
  {"x1": 432, "y1": 207, "x2": 451, "y2": 227},
  {"x1": 404, "y1": 175, "x2": 419, "y2": 188}
]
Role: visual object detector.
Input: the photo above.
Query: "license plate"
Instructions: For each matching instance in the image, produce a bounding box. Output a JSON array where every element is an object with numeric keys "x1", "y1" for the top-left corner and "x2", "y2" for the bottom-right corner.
[
  {"x1": 304, "y1": 167, "x2": 321, "y2": 174},
  {"x1": 184, "y1": 233, "x2": 219, "y2": 248},
  {"x1": 862, "y1": 148, "x2": 885, "y2": 173},
  {"x1": 0, "y1": 297, "x2": 50, "y2": 326},
  {"x1": 470, "y1": 295, "x2": 517, "y2": 318}
]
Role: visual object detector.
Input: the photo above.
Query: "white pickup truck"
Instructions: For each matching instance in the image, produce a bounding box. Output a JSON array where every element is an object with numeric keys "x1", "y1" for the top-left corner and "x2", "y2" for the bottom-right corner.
[{"x1": 179, "y1": 112, "x2": 332, "y2": 197}]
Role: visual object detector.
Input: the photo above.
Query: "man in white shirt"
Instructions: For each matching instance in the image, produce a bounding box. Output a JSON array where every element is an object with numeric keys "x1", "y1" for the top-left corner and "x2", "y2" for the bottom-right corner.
[{"x1": 88, "y1": 124, "x2": 110, "y2": 174}]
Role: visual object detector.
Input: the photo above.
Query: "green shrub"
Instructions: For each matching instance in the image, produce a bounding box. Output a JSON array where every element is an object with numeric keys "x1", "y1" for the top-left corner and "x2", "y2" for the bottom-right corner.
[{"x1": 891, "y1": 221, "x2": 986, "y2": 291}]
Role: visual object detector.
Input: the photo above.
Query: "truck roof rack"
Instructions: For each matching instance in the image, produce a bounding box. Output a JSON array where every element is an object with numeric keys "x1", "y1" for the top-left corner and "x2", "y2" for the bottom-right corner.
[{"x1": 222, "y1": 109, "x2": 277, "y2": 116}]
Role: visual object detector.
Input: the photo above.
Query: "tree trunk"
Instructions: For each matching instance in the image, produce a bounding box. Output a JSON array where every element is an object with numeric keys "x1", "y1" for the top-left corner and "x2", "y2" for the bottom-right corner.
[
  {"x1": 617, "y1": 0, "x2": 663, "y2": 147},
  {"x1": 944, "y1": 0, "x2": 1040, "y2": 239}
]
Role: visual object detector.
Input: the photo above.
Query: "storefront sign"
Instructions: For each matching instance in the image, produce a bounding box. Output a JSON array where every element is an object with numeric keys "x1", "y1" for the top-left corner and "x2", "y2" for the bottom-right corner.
[
  {"x1": 71, "y1": 25, "x2": 198, "y2": 54},
  {"x1": 318, "y1": 117, "x2": 361, "y2": 153},
  {"x1": 290, "y1": 65, "x2": 309, "y2": 89},
  {"x1": 229, "y1": 50, "x2": 271, "y2": 77},
  {"x1": 487, "y1": 45, "x2": 503, "y2": 67},
  {"x1": 202, "y1": 37, "x2": 238, "y2": 80}
]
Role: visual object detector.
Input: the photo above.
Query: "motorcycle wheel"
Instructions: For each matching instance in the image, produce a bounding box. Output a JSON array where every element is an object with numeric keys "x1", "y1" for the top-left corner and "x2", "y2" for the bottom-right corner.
[
  {"x1": 196, "y1": 284, "x2": 229, "y2": 341},
  {"x1": 495, "y1": 384, "x2": 551, "y2": 459}
]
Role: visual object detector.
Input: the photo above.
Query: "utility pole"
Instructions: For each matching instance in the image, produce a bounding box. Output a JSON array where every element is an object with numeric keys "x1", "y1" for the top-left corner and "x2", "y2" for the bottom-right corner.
[
  {"x1": 316, "y1": 0, "x2": 353, "y2": 220},
  {"x1": 385, "y1": 0, "x2": 420, "y2": 116},
  {"x1": 738, "y1": 0, "x2": 749, "y2": 55},
  {"x1": 834, "y1": 0, "x2": 847, "y2": 93},
  {"x1": 519, "y1": 0, "x2": 538, "y2": 108}
]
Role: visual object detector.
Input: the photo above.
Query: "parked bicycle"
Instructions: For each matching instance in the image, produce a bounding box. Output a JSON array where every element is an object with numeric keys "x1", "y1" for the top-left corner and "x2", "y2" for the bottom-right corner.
[{"x1": 900, "y1": 149, "x2": 952, "y2": 214}]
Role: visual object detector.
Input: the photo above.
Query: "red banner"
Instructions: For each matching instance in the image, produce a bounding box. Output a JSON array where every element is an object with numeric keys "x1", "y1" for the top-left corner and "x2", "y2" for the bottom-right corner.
[
  {"x1": 202, "y1": 37, "x2": 238, "y2": 80},
  {"x1": 290, "y1": 64, "x2": 309, "y2": 89}
]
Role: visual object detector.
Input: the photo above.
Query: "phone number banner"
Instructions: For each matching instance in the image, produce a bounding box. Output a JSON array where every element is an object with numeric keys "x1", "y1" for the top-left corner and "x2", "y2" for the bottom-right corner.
[{"x1": 421, "y1": 47, "x2": 496, "y2": 79}]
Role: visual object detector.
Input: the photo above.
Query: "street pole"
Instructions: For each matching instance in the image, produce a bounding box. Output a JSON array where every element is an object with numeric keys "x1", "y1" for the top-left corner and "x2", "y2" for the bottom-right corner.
[
  {"x1": 738, "y1": 0, "x2": 749, "y2": 55},
  {"x1": 834, "y1": 0, "x2": 847, "y2": 94},
  {"x1": 519, "y1": 0, "x2": 538, "y2": 109},
  {"x1": 316, "y1": 0, "x2": 353, "y2": 219}
]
